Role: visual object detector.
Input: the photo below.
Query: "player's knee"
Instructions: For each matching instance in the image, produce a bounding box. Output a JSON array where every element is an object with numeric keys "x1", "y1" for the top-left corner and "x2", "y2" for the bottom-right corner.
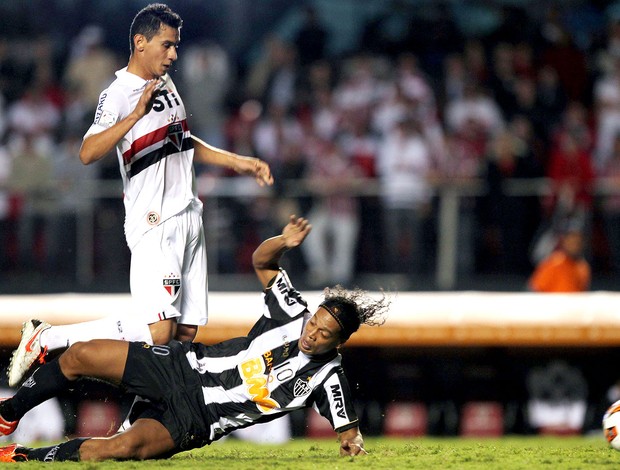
[
  {"x1": 175, "y1": 324, "x2": 197, "y2": 342},
  {"x1": 148, "y1": 320, "x2": 175, "y2": 345},
  {"x1": 60, "y1": 341, "x2": 97, "y2": 376}
]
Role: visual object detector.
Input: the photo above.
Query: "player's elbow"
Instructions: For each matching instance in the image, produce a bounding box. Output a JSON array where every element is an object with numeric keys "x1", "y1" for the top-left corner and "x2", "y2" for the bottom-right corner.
[
  {"x1": 79, "y1": 145, "x2": 97, "y2": 165},
  {"x1": 79, "y1": 137, "x2": 105, "y2": 165}
]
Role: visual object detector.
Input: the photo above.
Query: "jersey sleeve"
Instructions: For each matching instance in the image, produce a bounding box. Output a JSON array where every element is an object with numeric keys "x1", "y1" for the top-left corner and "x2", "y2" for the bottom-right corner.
[
  {"x1": 84, "y1": 86, "x2": 130, "y2": 137},
  {"x1": 263, "y1": 269, "x2": 308, "y2": 321},
  {"x1": 312, "y1": 367, "x2": 359, "y2": 433}
]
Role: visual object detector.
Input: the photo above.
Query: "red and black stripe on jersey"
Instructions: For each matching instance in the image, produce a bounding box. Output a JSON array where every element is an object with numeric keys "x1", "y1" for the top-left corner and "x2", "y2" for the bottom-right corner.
[{"x1": 122, "y1": 119, "x2": 193, "y2": 179}]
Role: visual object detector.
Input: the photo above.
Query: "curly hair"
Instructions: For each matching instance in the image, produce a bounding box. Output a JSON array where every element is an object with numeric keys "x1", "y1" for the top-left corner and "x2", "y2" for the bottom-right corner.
[{"x1": 321, "y1": 285, "x2": 390, "y2": 342}]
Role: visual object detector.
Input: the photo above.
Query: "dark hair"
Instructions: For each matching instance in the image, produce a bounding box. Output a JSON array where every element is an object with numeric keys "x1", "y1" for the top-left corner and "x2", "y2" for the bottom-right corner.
[
  {"x1": 320, "y1": 285, "x2": 389, "y2": 342},
  {"x1": 129, "y1": 3, "x2": 182, "y2": 54}
]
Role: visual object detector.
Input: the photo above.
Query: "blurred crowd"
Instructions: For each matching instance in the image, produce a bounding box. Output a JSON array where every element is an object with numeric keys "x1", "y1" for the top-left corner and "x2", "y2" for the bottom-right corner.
[{"x1": 2, "y1": 1, "x2": 620, "y2": 291}]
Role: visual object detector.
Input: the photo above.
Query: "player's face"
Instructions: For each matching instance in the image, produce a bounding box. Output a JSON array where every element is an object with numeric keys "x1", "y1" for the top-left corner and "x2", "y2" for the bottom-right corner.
[
  {"x1": 298, "y1": 307, "x2": 342, "y2": 356},
  {"x1": 142, "y1": 24, "x2": 179, "y2": 79}
]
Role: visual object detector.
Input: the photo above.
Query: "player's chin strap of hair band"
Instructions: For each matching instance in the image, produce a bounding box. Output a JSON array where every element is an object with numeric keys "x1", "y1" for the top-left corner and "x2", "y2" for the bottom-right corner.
[{"x1": 319, "y1": 299, "x2": 360, "y2": 342}]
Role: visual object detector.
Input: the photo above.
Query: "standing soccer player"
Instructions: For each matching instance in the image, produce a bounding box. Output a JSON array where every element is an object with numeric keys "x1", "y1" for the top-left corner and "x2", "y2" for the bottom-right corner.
[{"x1": 7, "y1": 3, "x2": 273, "y2": 387}]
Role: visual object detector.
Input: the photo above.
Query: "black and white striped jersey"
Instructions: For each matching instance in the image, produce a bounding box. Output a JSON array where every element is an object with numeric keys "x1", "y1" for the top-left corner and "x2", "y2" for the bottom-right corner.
[{"x1": 180, "y1": 269, "x2": 359, "y2": 442}]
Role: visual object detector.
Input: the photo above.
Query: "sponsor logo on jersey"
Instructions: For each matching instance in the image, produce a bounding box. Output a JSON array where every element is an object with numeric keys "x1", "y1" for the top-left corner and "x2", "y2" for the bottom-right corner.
[
  {"x1": 146, "y1": 211, "x2": 160, "y2": 225},
  {"x1": 329, "y1": 384, "x2": 346, "y2": 419},
  {"x1": 167, "y1": 121, "x2": 184, "y2": 151},
  {"x1": 163, "y1": 275, "x2": 181, "y2": 296},
  {"x1": 282, "y1": 335, "x2": 290, "y2": 358},
  {"x1": 239, "y1": 356, "x2": 280, "y2": 413},
  {"x1": 94, "y1": 92, "x2": 107, "y2": 123},
  {"x1": 293, "y1": 377, "x2": 312, "y2": 397},
  {"x1": 275, "y1": 276, "x2": 297, "y2": 306}
]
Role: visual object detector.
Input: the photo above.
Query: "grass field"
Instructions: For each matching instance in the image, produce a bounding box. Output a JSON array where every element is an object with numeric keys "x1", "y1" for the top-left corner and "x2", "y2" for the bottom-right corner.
[{"x1": 12, "y1": 435, "x2": 619, "y2": 469}]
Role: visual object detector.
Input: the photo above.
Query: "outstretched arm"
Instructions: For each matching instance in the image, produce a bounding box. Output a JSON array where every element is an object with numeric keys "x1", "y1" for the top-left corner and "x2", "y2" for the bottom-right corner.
[
  {"x1": 339, "y1": 427, "x2": 367, "y2": 456},
  {"x1": 191, "y1": 135, "x2": 274, "y2": 187},
  {"x1": 252, "y1": 215, "x2": 311, "y2": 289}
]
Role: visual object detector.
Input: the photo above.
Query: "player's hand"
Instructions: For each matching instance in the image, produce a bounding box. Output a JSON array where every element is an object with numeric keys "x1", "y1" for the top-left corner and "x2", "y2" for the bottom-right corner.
[
  {"x1": 339, "y1": 437, "x2": 367, "y2": 456},
  {"x1": 232, "y1": 156, "x2": 274, "y2": 187},
  {"x1": 281, "y1": 215, "x2": 311, "y2": 248},
  {"x1": 132, "y1": 78, "x2": 162, "y2": 119}
]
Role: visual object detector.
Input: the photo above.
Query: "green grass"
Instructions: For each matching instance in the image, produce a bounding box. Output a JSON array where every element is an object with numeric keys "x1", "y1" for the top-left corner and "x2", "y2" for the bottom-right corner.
[{"x1": 6, "y1": 436, "x2": 620, "y2": 469}]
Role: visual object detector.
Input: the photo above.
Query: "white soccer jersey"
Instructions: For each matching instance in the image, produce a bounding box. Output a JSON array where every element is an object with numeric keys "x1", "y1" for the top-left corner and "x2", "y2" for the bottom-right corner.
[{"x1": 85, "y1": 68, "x2": 200, "y2": 249}]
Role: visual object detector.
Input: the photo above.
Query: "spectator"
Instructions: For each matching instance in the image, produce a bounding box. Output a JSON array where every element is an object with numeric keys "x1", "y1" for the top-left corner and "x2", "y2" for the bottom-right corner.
[
  {"x1": 252, "y1": 102, "x2": 304, "y2": 175},
  {"x1": 535, "y1": 65, "x2": 567, "y2": 142},
  {"x1": 444, "y1": 79, "x2": 505, "y2": 139},
  {"x1": 293, "y1": 5, "x2": 329, "y2": 68},
  {"x1": 440, "y1": 53, "x2": 468, "y2": 108},
  {"x1": 593, "y1": 58, "x2": 620, "y2": 170},
  {"x1": 45, "y1": 132, "x2": 99, "y2": 276},
  {"x1": 302, "y1": 140, "x2": 362, "y2": 287},
  {"x1": 377, "y1": 115, "x2": 434, "y2": 274},
  {"x1": 598, "y1": 133, "x2": 620, "y2": 273},
  {"x1": 0, "y1": 139, "x2": 12, "y2": 272},
  {"x1": 528, "y1": 222, "x2": 591, "y2": 293},
  {"x1": 63, "y1": 25, "x2": 120, "y2": 114},
  {"x1": 244, "y1": 35, "x2": 298, "y2": 109},
  {"x1": 6, "y1": 85, "x2": 60, "y2": 148},
  {"x1": 476, "y1": 130, "x2": 542, "y2": 274},
  {"x1": 178, "y1": 41, "x2": 230, "y2": 149},
  {"x1": 339, "y1": 109, "x2": 382, "y2": 273},
  {"x1": 544, "y1": 129, "x2": 595, "y2": 238},
  {"x1": 487, "y1": 43, "x2": 517, "y2": 117},
  {"x1": 333, "y1": 54, "x2": 380, "y2": 114},
  {"x1": 6, "y1": 134, "x2": 55, "y2": 272}
]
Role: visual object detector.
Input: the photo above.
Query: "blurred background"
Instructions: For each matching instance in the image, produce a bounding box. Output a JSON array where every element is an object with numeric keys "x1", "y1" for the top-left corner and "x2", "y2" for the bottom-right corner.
[{"x1": 1, "y1": 0, "x2": 620, "y2": 442}]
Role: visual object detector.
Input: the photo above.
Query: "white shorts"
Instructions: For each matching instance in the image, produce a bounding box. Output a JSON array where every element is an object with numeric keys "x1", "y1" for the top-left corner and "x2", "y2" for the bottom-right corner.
[{"x1": 129, "y1": 202, "x2": 208, "y2": 326}]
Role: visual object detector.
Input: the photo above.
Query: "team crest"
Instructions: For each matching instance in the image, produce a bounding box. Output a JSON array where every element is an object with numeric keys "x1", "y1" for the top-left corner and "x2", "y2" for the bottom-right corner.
[
  {"x1": 146, "y1": 211, "x2": 160, "y2": 225},
  {"x1": 293, "y1": 378, "x2": 312, "y2": 397},
  {"x1": 167, "y1": 122, "x2": 184, "y2": 151},
  {"x1": 163, "y1": 274, "x2": 181, "y2": 296}
]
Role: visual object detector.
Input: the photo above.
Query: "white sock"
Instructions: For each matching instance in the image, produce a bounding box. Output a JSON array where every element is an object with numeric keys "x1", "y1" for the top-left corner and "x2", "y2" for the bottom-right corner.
[{"x1": 40, "y1": 316, "x2": 153, "y2": 352}]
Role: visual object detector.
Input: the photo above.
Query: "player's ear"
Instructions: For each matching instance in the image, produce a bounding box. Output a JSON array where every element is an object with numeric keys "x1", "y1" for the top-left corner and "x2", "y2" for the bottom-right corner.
[{"x1": 134, "y1": 34, "x2": 146, "y2": 52}]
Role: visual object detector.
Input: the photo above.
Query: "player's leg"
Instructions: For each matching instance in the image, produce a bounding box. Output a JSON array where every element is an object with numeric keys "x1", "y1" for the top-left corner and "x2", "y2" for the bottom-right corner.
[
  {"x1": 1, "y1": 340, "x2": 129, "y2": 432},
  {"x1": 7, "y1": 316, "x2": 153, "y2": 387},
  {"x1": 175, "y1": 202, "x2": 207, "y2": 342},
  {"x1": 58, "y1": 339, "x2": 129, "y2": 381},
  {"x1": 79, "y1": 418, "x2": 176, "y2": 461},
  {"x1": 0, "y1": 418, "x2": 176, "y2": 462},
  {"x1": 7, "y1": 209, "x2": 193, "y2": 388},
  {"x1": 130, "y1": 215, "x2": 186, "y2": 345}
]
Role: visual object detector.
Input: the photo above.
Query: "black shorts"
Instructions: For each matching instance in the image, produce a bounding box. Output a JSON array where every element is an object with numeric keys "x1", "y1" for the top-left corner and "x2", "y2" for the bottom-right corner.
[{"x1": 121, "y1": 341, "x2": 213, "y2": 451}]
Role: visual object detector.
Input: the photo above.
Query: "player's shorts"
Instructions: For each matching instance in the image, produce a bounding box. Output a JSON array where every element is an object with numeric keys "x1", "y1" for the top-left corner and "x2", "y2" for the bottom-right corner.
[
  {"x1": 129, "y1": 200, "x2": 208, "y2": 326},
  {"x1": 121, "y1": 341, "x2": 214, "y2": 451}
]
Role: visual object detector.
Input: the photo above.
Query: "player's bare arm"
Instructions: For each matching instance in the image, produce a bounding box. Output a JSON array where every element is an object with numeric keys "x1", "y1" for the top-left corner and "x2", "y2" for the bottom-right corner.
[
  {"x1": 191, "y1": 135, "x2": 274, "y2": 187},
  {"x1": 79, "y1": 80, "x2": 162, "y2": 164},
  {"x1": 338, "y1": 427, "x2": 367, "y2": 456},
  {"x1": 252, "y1": 215, "x2": 311, "y2": 288}
]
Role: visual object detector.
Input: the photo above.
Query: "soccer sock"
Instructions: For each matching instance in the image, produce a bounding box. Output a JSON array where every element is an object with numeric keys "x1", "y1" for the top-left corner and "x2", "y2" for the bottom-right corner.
[
  {"x1": 26, "y1": 438, "x2": 89, "y2": 462},
  {"x1": 41, "y1": 316, "x2": 153, "y2": 352},
  {"x1": 1, "y1": 360, "x2": 71, "y2": 421}
]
